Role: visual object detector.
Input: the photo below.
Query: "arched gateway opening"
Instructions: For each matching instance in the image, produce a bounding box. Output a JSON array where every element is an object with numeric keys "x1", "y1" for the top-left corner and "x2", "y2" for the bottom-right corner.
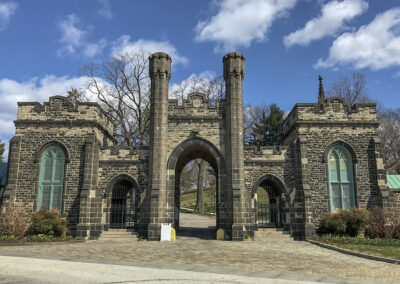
[
  {"x1": 106, "y1": 175, "x2": 139, "y2": 229},
  {"x1": 167, "y1": 138, "x2": 225, "y2": 239},
  {"x1": 253, "y1": 175, "x2": 286, "y2": 228}
]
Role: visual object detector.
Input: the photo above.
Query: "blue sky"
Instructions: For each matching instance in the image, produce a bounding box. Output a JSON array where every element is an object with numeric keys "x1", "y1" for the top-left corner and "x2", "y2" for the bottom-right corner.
[{"x1": 0, "y1": 0, "x2": 400, "y2": 157}]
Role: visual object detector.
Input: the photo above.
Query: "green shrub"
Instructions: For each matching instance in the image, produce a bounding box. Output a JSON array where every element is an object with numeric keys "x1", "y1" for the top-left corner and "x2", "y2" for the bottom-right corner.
[
  {"x1": 343, "y1": 208, "x2": 370, "y2": 237},
  {"x1": 318, "y1": 211, "x2": 346, "y2": 235},
  {"x1": 27, "y1": 207, "x2": 67, "y2": 237},
  {"x1": 318, "y1": 208, "x2": 370, "y2": 237}
]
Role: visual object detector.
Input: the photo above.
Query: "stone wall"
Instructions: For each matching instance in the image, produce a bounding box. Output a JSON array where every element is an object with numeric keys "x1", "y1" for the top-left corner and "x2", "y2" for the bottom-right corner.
[
  {"x1": 282, "y1": 97, "x2": 382, "y2": 237},
  {"x1": 167, "y1": 93, "x2": 225, "y2": 155},
  {"x1": 243, "y1": 145, "x2": 295, "y2": 234},
  {"x1": 3, "y1": 96, "x2": 115, "y2": 235}
]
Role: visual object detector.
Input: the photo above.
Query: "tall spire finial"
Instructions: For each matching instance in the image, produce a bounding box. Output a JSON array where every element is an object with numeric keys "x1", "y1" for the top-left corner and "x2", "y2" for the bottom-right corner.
[{"x1": 318, "y1": 75, "x2": 325, "y2": 106}]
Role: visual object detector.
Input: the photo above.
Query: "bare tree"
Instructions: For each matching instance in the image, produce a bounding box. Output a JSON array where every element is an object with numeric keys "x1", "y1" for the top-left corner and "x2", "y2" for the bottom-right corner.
[
  {"x1": 170, "y1": 75, "x2": 225, "y2": 104},
  {"x1": 81, "y1": 48, "x2": 151, "y2": 147},
  {"x1": 327, "y1": 72, "x2": 372, "y2": 105},
  {"x1": 378, "y1": 108, "x2": 400, "y2": 174},
  {"x1": 66, "y1": 87, "x2": 87, "y2": 106},
  {"x1": 243, "y1": 104, "x2": 258, "y2": 145}
]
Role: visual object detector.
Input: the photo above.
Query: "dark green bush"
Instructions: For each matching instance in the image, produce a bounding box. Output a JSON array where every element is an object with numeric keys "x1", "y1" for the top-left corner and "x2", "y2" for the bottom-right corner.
[
  {"x1": 318, "y1": 211, "x2": 346, "y2": 235},
  {"x1": 343, "y1": 208, "x2": 370, "y2": 237},
  {"x1": 318, "y1": 208, "x2": 370, "y2": 237},
  {"x1": 27, "y1": 207, "x2": 67, "y2": 237}
]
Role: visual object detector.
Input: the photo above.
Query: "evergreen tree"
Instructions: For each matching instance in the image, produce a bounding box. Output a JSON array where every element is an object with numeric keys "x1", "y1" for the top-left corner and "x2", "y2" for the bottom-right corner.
[{"x1": 252, "y1": 104, "x2": 285, "y2": 146}]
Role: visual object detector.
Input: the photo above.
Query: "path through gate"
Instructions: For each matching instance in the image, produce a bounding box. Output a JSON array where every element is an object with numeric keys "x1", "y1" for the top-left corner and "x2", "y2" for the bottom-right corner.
[
  {"x1": 258, "y1": 183, "x2": 280, "y2": 228},
  {"x1": 110, "y1": 180, "x2": 134, "y2": 228}
]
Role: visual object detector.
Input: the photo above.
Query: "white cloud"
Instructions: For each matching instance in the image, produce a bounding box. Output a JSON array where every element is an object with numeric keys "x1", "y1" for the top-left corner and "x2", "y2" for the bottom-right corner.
[
  {"x1": 315, "y1": 8, "x2": 400, "y2": 70},
  {"x1": 111, "y1": 36, "x2": 188, "y2": 66},
  {"x1": 284, "y1": 0, "x2": 368, "y2": 47},
  {"x1": 97, "y1": 0, "x2": 113, "y2": 20},
  {"x1": 1, "y1": 139, "x2": 9, "y2": 162},
  {"x1": 194, "y1": 0, "x2": 298, "y2": 51},
  {"x1": 0, "y1": 75, "x2": 92, "y2": 138},
  {"x1": 0, "y1": 1, "x2": 17, "y2": 31},
  {"x1": 57, "y1": 14, "x2": 107, "y2": 57}
]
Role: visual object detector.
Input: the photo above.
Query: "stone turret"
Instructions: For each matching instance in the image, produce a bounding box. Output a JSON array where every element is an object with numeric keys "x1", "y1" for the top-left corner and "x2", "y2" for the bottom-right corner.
[
  {"x1": 146, "y1": 52, "x2": 171, "y2": 240},
  {"x1": 223, "y1": 52, "x2": 249, "y2": 240}
]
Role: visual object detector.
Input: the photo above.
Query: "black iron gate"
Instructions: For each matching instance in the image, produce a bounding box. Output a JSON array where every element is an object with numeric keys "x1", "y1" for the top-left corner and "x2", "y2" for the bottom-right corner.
[
  {"x1": 258, "y1": 184, "x2": 281, "y2": 228},
  {"x1": 110, "y1": 180, "x2": 134, "y2": 228}
]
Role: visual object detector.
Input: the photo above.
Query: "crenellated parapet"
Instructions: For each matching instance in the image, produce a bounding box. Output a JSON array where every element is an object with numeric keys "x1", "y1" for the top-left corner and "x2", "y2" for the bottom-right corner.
[
  {"x1": 168, "y1": 92, "x2": 225, "y2": 120},
  {"x1": 99, "y1": 145, "x2": 149, "y2": 162},
  {"x1": 244, "y1": 146, "x2": 289, "y2": 163},
  {"x1": 282, "y1": 97, "x2": 378, "y2": 137},
  {"x1": 223, "y1": 52, "x2": 245, "y2": 80},
  {"x1": 16, "y1": 96, "x2": 115, "y2": 141},
  {"x1": 149, "y1": 52, "x2": 171, "y2": 80}
]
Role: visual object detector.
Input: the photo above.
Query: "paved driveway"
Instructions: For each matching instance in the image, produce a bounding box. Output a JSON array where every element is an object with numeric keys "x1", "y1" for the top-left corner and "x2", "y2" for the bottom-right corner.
[{"x1": 0, "y1": 214, "x2": 399, "y2": 283}]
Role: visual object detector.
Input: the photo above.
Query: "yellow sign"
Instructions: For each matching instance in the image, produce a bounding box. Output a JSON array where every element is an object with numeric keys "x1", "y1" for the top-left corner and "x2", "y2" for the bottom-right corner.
[
  {"x1": 171, "y1": 227, "x2": 176, "y2": 240},
  {"x1": 216, "y1": 228, "x2": 224, "y2": 240}
]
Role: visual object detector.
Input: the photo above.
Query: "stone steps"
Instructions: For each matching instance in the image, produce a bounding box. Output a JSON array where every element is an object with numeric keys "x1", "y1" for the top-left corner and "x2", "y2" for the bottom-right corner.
[
  {"x1": 254, "y1": 228, "x2": 292, "y2": 240},
  {"x1": 98, "y1": 229, "x2": 138, "y2": 242}
]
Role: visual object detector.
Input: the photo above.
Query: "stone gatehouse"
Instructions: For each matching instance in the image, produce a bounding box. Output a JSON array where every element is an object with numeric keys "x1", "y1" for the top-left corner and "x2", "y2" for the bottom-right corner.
[{"x1": 1, "y1": 52, "x2": 399, "y2": 241}]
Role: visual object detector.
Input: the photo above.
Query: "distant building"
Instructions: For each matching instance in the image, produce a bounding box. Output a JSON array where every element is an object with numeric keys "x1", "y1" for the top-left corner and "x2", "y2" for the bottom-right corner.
[{"x1": 1, "y1": 52, "x2": 399, "y2": 240}]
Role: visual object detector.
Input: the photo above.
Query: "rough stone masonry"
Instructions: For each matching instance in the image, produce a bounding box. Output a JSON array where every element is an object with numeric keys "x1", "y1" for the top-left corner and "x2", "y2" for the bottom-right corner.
[{"x1": 1, "y1": 52, "x2": 399, "y2": 240}]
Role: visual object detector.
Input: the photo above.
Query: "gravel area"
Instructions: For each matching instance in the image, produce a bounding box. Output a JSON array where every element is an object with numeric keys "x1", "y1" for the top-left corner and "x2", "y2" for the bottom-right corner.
[{"x1": 0, "y1": 214, "x2": 399, "y2": 283}]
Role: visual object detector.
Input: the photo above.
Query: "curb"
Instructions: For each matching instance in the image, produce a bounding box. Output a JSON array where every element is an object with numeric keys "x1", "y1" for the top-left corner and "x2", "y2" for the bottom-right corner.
[
  {"x1": 306, "y1": 239, "x2": 400, "y2": 265},
  {"x1": 0, "y1": 240, "x2": 85, "y2": 247}
]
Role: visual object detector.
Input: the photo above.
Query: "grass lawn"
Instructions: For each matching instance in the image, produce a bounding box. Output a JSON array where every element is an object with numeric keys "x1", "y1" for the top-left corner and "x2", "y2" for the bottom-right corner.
[
  {"x1": 180, "y1": 187, "x2": 216, "y2": 214},
  {"x1": 313, "y1": 235, "x2": 400, "y2": 260}
]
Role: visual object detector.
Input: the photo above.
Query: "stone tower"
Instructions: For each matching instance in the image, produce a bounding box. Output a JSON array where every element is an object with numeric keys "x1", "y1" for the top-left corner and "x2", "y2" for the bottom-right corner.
[
  {"x1": 146, "y1": 52, "x2": 171, "y2": 240},
  {"x1": 223, "y1": 52, "x2": 250, "y2": 240}
]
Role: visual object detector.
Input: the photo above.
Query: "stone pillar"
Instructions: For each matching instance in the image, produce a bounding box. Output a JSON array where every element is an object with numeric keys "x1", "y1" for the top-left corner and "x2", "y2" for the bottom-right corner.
[
  {"x1": 223, "y1": 52, "x2": 248, "y2": 240},
  {"x1": 2, "y1": 136, "x2": 21, "y2": 204},
  {"x1": 76, "y1": 135, "x2": 102, "y2": 239},
  {"x1": 296, "y1": 136, "x2": 315, "y2": 239},
  {"x1": 372, "y1": 137, "x2": 389, "y2": 199},
  {"x1": 147, "y1": 52, "x2": 171, "y2": 240}
]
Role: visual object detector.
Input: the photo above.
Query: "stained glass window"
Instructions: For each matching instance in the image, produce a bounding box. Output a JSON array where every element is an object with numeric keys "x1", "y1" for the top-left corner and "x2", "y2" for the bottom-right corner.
[
  {"x1": 37, "y1": 145, "x2": 65, "y2": 211},
  {"x1": 328, "y1": 145, "x2": 355, "y2": 211}
]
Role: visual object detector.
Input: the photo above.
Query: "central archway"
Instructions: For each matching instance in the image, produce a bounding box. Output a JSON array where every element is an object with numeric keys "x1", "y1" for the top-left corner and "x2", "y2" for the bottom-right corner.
[{"x1": 167, "y1": 137, "x2": 226, "y2": 238}]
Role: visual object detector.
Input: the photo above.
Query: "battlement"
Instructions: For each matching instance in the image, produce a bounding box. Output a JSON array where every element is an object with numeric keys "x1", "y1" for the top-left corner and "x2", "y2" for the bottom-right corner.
[
  {"x1": 223, "y1": 52, "x2": 245, "y2": 79},
  {"x1": 244, "y1": 146, "x2": 288, "y2": 162},
  {"x1": 168, "y1": 92, "x2": 225, "y2": 119},
  {"x1": 99, "y1": 145, "x2": 149, "y2": 161},
  {"x1": 16, "y1": 96, "x2": 115, "y2": 138},
  {"x1": 282, "y1": 97, "x2": 378, "y2": 136},
  {"x1": 149, "y1": 52, "x2": 171, "y2": 79}
]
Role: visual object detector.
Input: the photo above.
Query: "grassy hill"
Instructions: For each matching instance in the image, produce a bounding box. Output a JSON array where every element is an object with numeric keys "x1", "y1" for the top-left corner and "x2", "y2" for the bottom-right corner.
[
  {"x1": 180, "y1": 186, "x2": 270, "y2": 215},
  {"x1": 180, "y1": 187, "x2": 216, "y2": 214}
]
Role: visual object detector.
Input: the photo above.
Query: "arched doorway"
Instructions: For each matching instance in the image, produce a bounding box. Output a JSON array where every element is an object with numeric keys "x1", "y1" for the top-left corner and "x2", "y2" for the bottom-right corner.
[
  {"x1": 106, "y1": 175, "x2": 139, "y2": 229},
  {"x1": 253, "y1": 175, "x2": 285, "y2": 228},
  {"x1": 167, "y1": 137, "x2": 226, "y2": 238}
]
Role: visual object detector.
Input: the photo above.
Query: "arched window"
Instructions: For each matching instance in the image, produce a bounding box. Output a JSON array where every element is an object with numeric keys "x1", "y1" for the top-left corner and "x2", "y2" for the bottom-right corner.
[
  {"x1": 328, "y1": 145, "x2": 355, "y2": 211},
  {"x1": 37, "y1": 145, "x2": 65, "y2": 211}
]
